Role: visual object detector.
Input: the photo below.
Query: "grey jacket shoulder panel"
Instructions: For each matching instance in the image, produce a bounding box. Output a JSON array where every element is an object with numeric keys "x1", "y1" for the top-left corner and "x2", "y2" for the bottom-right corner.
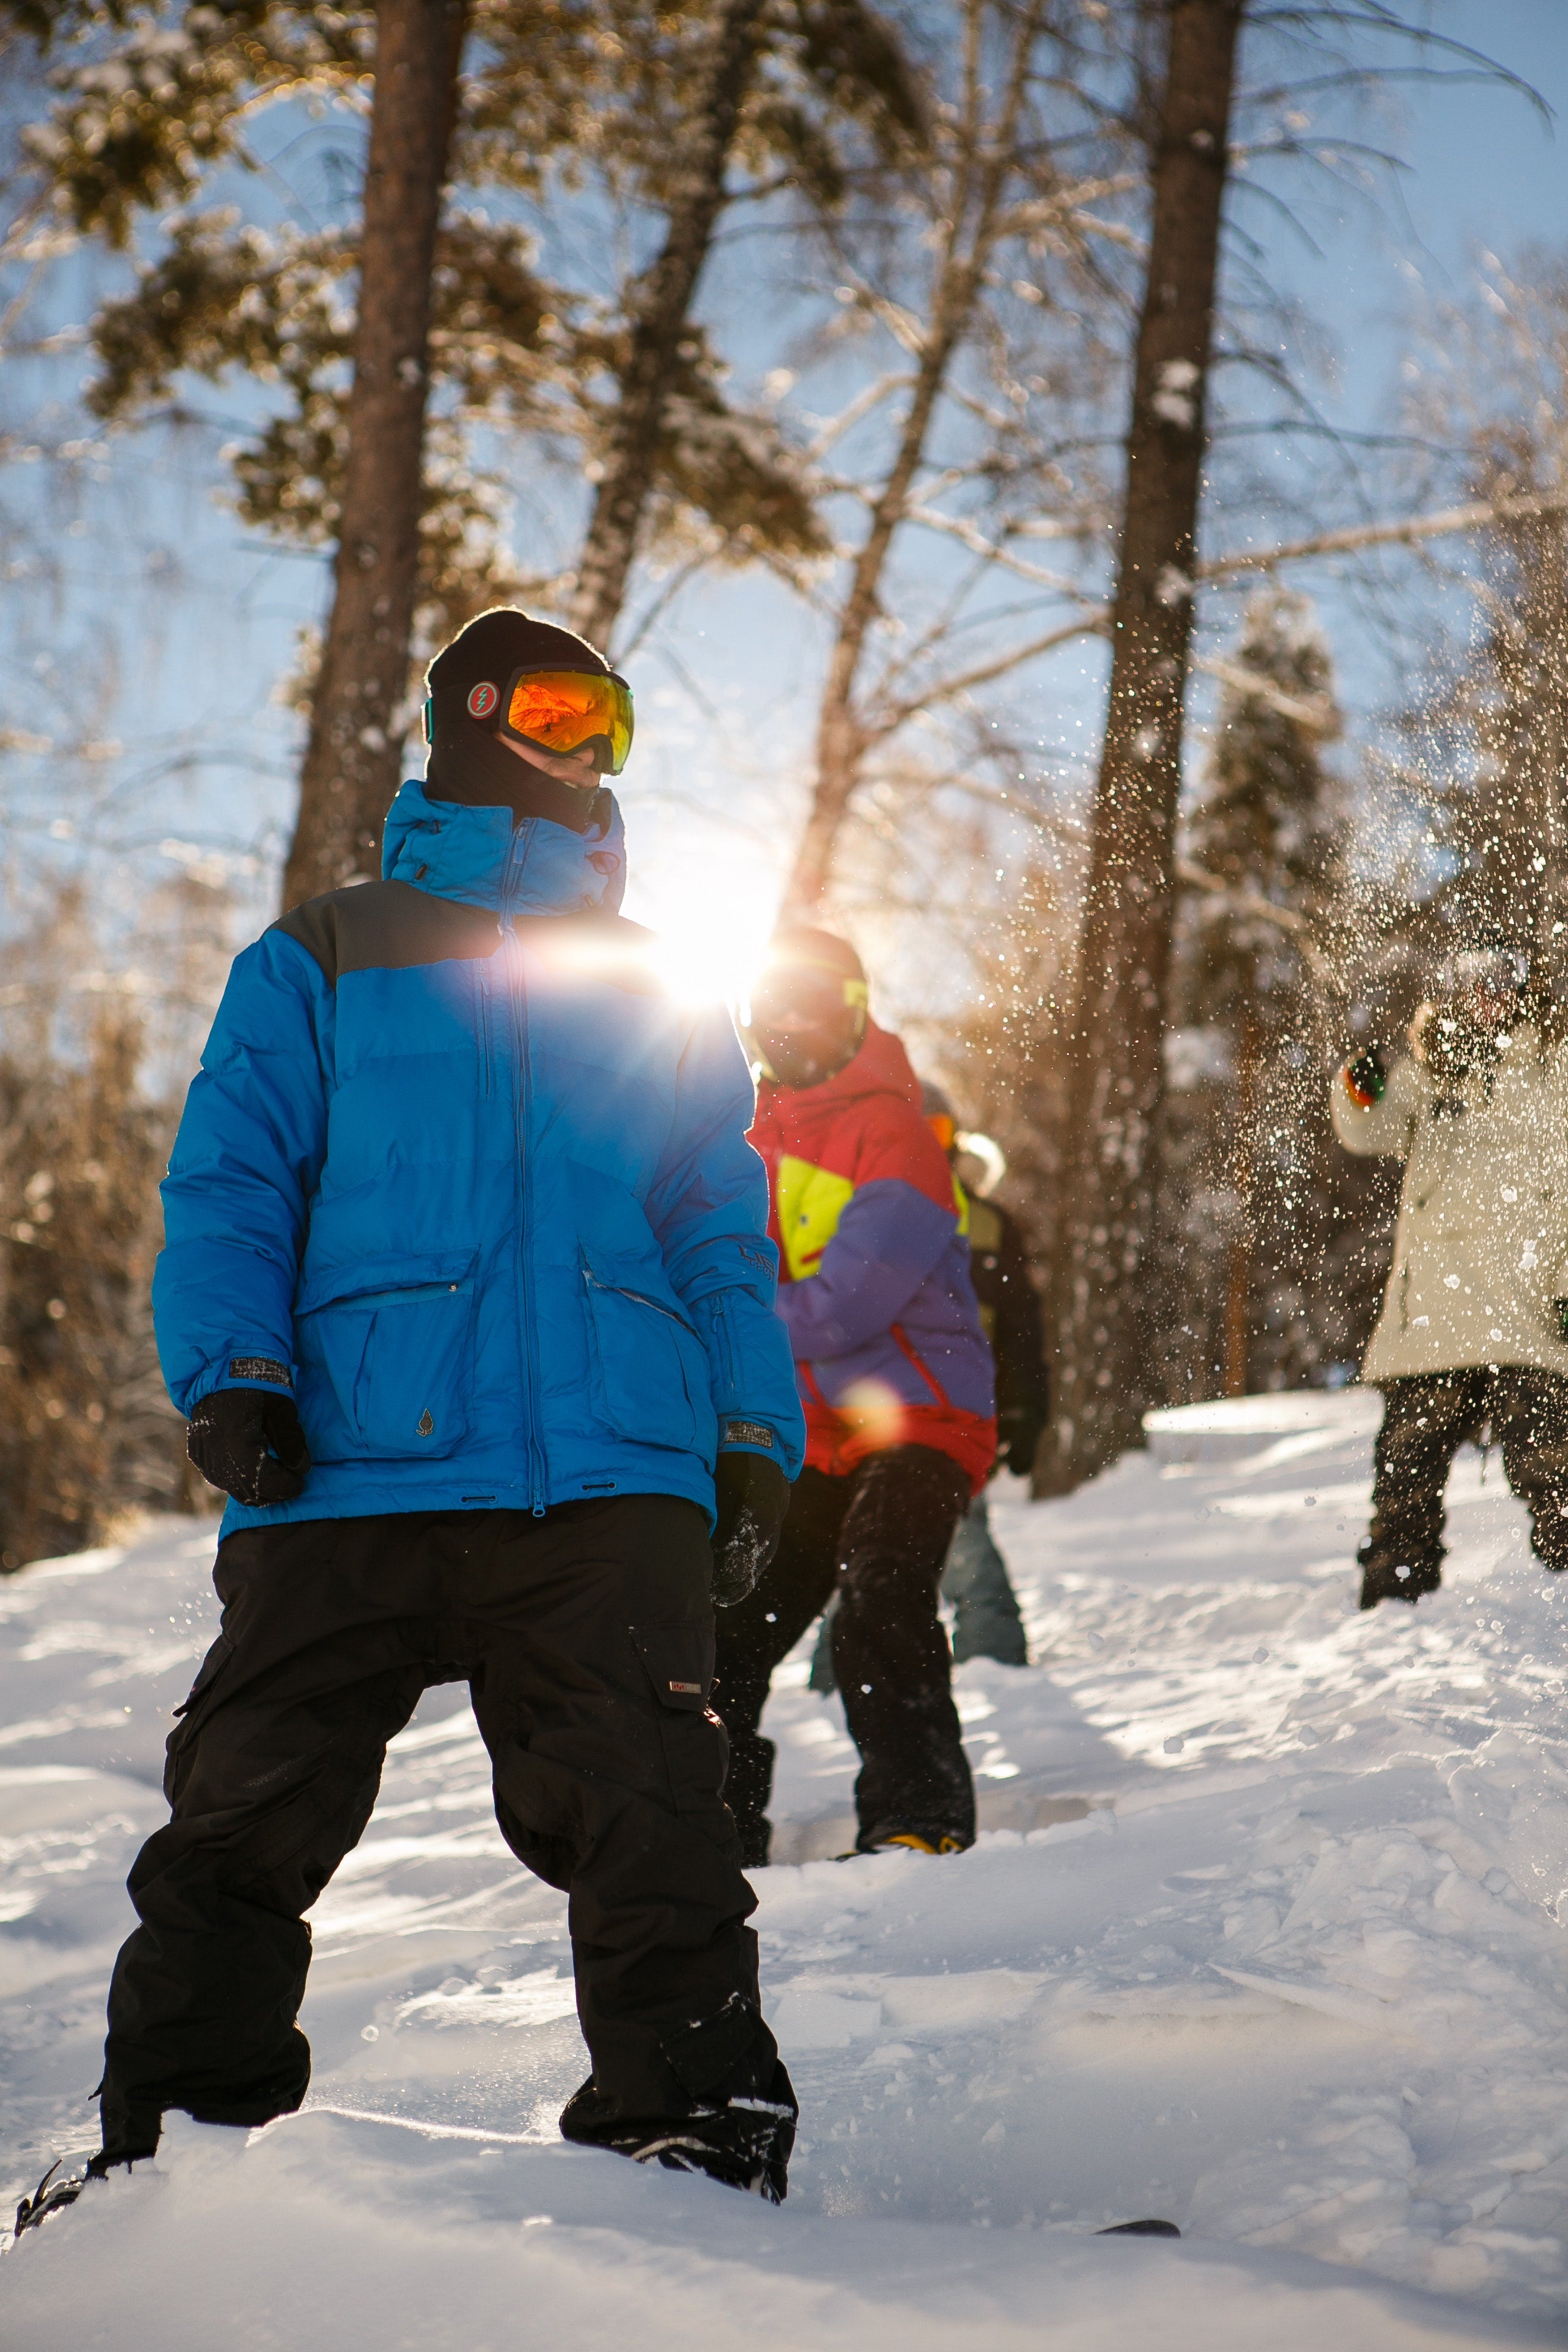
[{"x1": 271, "y1": 881, "x2": 499, "y2": 985}]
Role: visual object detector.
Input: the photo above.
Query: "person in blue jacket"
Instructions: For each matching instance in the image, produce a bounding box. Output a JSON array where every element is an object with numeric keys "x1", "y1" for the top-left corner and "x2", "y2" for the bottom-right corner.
[{"x1": 32, "y1": 610, "x2": 807, "y2": 2229}]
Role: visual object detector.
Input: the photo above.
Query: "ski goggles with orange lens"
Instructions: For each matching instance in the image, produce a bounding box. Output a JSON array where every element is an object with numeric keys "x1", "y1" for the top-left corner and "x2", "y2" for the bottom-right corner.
[
  {"x1": 500, "y1": 667, "x2": 634, "y2": 776},
  {"x1": 926, "y1": 1111, "x2": 957, "y2": 1153}
]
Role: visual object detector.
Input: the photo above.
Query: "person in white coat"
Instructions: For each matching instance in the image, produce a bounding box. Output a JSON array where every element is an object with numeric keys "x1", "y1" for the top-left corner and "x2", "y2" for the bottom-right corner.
[{"x1": 1332, "y1": 952, "x2": 1568, "y2": 1608}]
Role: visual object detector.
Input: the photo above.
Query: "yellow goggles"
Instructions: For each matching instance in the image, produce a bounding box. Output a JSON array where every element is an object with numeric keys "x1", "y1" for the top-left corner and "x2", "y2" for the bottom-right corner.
[{"x1": 502, "y1": 667, "x2": 634, "y2": 776}]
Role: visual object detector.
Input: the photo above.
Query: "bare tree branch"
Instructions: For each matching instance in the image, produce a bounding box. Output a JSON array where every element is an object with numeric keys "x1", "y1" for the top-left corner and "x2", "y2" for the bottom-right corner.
[{"x1": 1200, "y1": 489, "x2": 1568, "y2": 582}]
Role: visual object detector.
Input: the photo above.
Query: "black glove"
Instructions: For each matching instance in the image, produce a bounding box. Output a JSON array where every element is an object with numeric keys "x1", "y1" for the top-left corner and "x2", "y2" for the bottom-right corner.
[
  {"x1": 710, "y1": 1449, "x2": 790, "y2": 1608},
  {"x1": 187, "y1": 1387, "x2": 311, "y2": 1507},
  {"x1": 1343, "y1": 1047, "x2": 1387, "y2": 1105},
  {"x1": 997, "y1": 1406, "x2": 1044, "y2": 1481}
]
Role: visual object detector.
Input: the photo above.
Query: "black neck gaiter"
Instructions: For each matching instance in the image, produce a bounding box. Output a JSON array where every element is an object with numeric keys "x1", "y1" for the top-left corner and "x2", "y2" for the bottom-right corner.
[{"x1": 425, "y1": 701, "x2": 606, "y2": 834}]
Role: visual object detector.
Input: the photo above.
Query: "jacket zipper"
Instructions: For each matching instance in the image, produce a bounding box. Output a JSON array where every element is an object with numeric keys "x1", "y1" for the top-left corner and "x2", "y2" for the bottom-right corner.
[
  {"x1": 479, "y1": 962, "x2": 495, "y2": 1099},
  {"x1": 501, "y1": 827, "x2": 548, "y2": 1515}
]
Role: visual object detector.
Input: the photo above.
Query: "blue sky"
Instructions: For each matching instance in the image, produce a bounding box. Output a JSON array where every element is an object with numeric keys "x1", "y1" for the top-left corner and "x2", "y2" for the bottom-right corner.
[{"x1": 7, "y1": 2, "x2": 1568, "y2": 1001}]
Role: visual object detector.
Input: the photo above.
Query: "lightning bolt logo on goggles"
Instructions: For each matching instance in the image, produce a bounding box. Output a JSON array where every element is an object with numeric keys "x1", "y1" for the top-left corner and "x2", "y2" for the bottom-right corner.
[{"x1": 500, "y1": 667, "x2": 634, "y2": 776}]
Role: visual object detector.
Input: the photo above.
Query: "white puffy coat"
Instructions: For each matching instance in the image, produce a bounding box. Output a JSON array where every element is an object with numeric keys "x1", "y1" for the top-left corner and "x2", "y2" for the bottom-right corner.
[{"x1": 1332, "y1": 1026, "x2": 1568, "y2": 1383}]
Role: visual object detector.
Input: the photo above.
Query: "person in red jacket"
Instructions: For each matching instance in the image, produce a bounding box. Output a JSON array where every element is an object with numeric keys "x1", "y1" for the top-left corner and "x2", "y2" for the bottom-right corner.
[{"x1": 714, "y1": 928, "x2": 997, "y2": 1863}]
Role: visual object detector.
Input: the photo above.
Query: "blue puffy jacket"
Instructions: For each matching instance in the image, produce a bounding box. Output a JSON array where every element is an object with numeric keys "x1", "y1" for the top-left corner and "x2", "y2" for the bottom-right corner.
[{"x1": 154, "y1": 778, "x2": 805, "y2": 1538}]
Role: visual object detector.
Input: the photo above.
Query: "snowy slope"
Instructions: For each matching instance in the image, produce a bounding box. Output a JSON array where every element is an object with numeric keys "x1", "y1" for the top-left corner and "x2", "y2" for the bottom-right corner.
[{"x1": 4, "y1": 1393, "x2": 1568, "y2": 2348}]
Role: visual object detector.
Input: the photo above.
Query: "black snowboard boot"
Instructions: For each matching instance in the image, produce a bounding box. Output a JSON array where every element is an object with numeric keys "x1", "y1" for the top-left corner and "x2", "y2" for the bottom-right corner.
[
  {"x1": 11, "y1": 2150, "x2": 134, "y2": 2240},
  {"x1": 560, "y1": 2065, "x2": 798, "y2": 2202},
  {"x1": 1357, "y1": 1540, "x2": 1441, "y2": 1611},
  {"x1": 560, "y1": 1989, "x2": 796, "y2": 2202}
]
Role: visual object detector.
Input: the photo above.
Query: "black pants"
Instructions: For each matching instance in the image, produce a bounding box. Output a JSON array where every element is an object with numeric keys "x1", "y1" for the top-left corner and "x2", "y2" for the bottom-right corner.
[
  {"x1": 100, "y1": 1499, "x2": 785, "y2": 2158},
  {"x1": 1362, "y1": 1368, "x2": 1568, "y2": 1604},
  {"x1": 713, "y1": 1446, "x2": 975, "y2": 1866}
]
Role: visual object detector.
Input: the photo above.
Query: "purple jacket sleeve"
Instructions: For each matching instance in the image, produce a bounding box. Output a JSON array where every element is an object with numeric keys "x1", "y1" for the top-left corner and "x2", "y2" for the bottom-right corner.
[{"x1": 776, "y1": 1178, "x2": 956, "y2": 1360}]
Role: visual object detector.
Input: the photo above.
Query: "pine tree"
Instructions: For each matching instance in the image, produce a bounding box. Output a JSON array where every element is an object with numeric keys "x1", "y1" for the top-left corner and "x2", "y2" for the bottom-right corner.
[
  {"x1": 1161, "y1": 587, "x2": 1348, "y2": 1398},
  {"x1": 569, "y1": 0, "x2": 924, "y2": 648},
  {"x1": 19, "y1": 0, "x2": 912, "y2": 898}
]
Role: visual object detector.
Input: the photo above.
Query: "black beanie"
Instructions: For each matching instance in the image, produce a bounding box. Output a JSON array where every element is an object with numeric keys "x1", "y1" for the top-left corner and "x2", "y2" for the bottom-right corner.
[
  {"x1": 424, "y1": 608, "x2": 614, "y2": 831},
  {"x1": 426, "y1": 608, "x2": 610, "y2": 709},
  {"x1": 766, "y1": 927, "x2": 867, "y2": 986}
]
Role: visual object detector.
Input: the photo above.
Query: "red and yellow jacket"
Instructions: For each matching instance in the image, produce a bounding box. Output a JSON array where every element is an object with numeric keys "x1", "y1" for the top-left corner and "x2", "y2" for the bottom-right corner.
[{"x1": 748, "y1": 1022, "x2": 996, "y2": 1490}]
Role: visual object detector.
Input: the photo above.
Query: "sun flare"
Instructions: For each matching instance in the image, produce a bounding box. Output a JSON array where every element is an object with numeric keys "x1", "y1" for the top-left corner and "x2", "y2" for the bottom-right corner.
[{"x1": 631, "y1": 868, "x2": 776, "y2": 1012}]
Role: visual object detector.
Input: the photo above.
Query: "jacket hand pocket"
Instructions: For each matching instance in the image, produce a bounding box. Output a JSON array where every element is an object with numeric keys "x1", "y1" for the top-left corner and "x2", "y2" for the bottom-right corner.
[
  {"x1": 295, "y1": 1250, "x2": 478, "y2": 1460},
  {"x1": 582, "y1": 1251, "x2": 716, "y2": 1457}
]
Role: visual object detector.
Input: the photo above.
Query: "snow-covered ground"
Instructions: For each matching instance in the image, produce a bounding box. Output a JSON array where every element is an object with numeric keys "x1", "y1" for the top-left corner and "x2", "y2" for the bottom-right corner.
[{"x1": 5, "y1": 1390, "x2": 1568, "y2": 2348}]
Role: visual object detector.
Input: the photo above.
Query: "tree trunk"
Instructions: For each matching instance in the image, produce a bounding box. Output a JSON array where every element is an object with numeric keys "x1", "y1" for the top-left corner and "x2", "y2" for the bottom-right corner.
[
  {"x1": 280, "y1": 0, "x2": 466, "y2": 915},
  {"x1": 570, "y1": 0, "x2": 768, "y2": 655},
  {"x1": 1044, "y1": 0, "x2": 1243, "y2": 1485}
]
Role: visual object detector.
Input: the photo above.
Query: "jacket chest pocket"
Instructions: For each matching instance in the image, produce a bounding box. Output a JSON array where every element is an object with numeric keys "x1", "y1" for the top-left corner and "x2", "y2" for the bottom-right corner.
[
  {"x1": 295, "y1": 1250, "x2": 478, "y2": 1460},
  {"x1": 581, "y1": 1252, "x2": 714, "y2": 1457}
]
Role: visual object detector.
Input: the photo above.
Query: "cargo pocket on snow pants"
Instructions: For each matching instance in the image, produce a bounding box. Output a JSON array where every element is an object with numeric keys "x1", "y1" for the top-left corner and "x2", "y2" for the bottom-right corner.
[
  {"x1": 164, "y1": 1630, "x2": 236, "y2": 1806},
  {"x1": 632, "y1": 1623, "x2": 727, "y2": 1816}
]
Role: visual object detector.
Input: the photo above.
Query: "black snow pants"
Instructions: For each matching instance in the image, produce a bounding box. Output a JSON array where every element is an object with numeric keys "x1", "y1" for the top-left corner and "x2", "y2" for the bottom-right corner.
[
  {"x1": 1360, "y1": 1367, "x2": 1568, "y2": 1606},
  {"x1": 99, "y1": 1499, "x2": 788, "y2": 2159},
  {"x1": 713, "y1": 1445, "x2": 975, "y2": 1866}
]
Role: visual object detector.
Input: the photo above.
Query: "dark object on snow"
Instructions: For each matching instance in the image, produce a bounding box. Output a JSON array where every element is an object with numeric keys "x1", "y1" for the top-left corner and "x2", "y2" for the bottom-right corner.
[
  {"x1": 97, "y1": 1500, "x2": 788, "y2": 2174},
  {"x1": 561, "y1": 2000, "x2": 796, "y2": 2202},
  {"x1": 1098, "y1": 2218, "x2": 1181, "y2": 2238},
  {"x1": 710, "y1": 1449, "x2": 790, "y2": 1608},
  {"x1": 715, "y1": 1446, "x2": 975, "y2": 1867},
  {"x1": 1360, "y1": 1367, "x2": 1568, "y2": 1608},
  {"x1": 11, "y1": 2151, "x2": 131, "y2": 2238},
  {"x1": 1358, "y1": 1546, "x2": 1442, "y2": 1610},
  {"x1": 14, "y1": 2160, "x2": 88, "y2": 2237},
  {"x1": 185, "y1": 1387, "x2": 310, "y2": 1508}
]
